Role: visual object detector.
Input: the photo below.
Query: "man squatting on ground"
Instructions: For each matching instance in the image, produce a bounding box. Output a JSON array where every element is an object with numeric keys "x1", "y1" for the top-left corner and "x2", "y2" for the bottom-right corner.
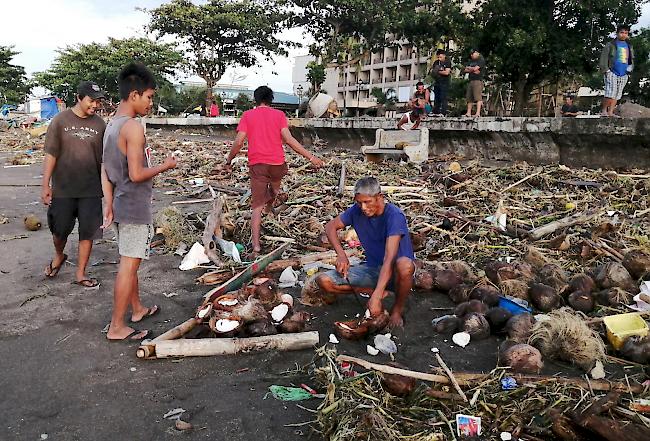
[
  {"x1": 42, "y1": 81, "x2": 106, "y2": 287},
  {"x1": 102, "y1": 63, "x2": 177, "y2": 341},
  {"x1": 225, "y1": 86, "x2": 324, "y2": 255},
  {"x1": 314, "y1": 177, "x2": 416, "y2": 328},
  {"x1": 600, "y1": 24, "x2": 635, "y2": 117}
]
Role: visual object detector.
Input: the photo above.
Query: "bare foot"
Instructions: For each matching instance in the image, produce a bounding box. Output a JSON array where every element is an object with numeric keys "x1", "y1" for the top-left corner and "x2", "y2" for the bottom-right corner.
[
  {"x1": 106, "y1": 325, "x2": 149, "y2": 340},
  {"x1": 388, "y1": 312, "x2": 404, "y2": 329}
]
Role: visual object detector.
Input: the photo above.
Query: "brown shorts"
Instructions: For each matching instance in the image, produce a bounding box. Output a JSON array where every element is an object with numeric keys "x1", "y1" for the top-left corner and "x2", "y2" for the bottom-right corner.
[
  {"x1": 466, "y1": 80, "x2": 484, "y2": 103},
  {"x1": 249, "y1": 163, "x2": 289, "y2": 209}
]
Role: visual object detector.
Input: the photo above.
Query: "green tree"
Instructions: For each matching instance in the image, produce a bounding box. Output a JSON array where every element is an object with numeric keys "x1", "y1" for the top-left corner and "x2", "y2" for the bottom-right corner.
[
  {"x1": 0, "y1": 46, "x2": 30, "y2": 104},
  {"x1": 628, "y1": 27, "x2": 650, "y2": 106},
  {"x1": 470, "y1": 0, "x2": 645, "y2": 115},
  {"x1": 306, "y1": 61, "x2": 326, "y2": 94},
  {"x1": 157, "y1": 84, "x2": 209, "y2": 115},
  {"x1": 34, "y1": 37, "x2": 183, "y2": 105},
  {"x1": 235, "y1": 93, "x2": 253, "y2": 113},
  {"x1": 148, "y1": 0, "x2": 293, "y2": 103}
]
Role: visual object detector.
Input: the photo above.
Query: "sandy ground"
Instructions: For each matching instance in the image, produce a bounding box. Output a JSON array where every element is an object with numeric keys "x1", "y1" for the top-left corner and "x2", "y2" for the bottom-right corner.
[{"x1": 0, "y1": 151, "x2": 609, "y2": 441}]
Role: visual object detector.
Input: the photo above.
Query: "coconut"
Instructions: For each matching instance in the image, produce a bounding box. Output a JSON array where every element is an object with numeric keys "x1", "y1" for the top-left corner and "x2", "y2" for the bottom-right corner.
[
  {"x1": 461, "y1": 312, "x2": 491, "y2": 340},
  {"x1": 414, "y1": 268, "x2": 435, "y2": 290},
  {"x1": 231, "y1": 297, "x2": 269, "y2": 323},
  {"x1": 539, "y1": 263, "x2": 569, "y2": 292},
  {"x1": 595, "y1": 287, "x2": 633, "y2": 307},
  {"x1": 334, "y1": 320, "x2": 367, "y2": 340},
  {"x1": 499, "y1": 279, "x2": 530, "y2": 301},
  {"x1": 499, "y1": 343, "x2": 544, "y2": 374},
  {"x1": 506, "y1": 313, "x2": 536, "y2": 343},
  {"x1": 280, "y1": 293, "x2": 294, "y2": 308},
  {"x1": 469, "y1": 285, "x2": 500, "y2": 307},
  {"x1": 24, "y1": 214, "x2": 42, "y2": 231},
  {"x1": 209, "y1": 315, "x2": 243, "y2": 335},
  {"x1": 196, "y1": 303, "x2": 212, "y2": 320},
  {"x1": 432, "y1": 316, "x2": 460, "y2": 334},
  {"x1": 270, "y1": 303, "x2": 291, "y2": 322},
  {"x1": 485, "y1": 261, "x2": 513, "y2": 285},
  {"x1": 512, "y1": 262, "x2": 536, "y2": 282},
  {"x1": 529, "y1": 283, "x2": 561, "y2": 312},
  {"x1": 410, "y1": 231, "x2": 427, "y2": 252},
  {"x1": 622, "y1": 250, "x2": 650, "y2": 279},
  {"x1": 524, "y1": 246, "x2": 548, "y2": 270},
  {"x1": 213, "y1": 294, "x2": 240, "y2": 311},
  {"x1": 278, "y1": 318, "x2": 306, "y2": 333},
  {"x1": 253, "y1": 279, "x2": 280, "y2": 306},
  {"x1": 245, "y1": 319, "x2": 278, "y2": 337},
  {"x1": 300, "y1": 275, "x2": 335, "y2": 306},
  {"x1": 567, "y1": 273, "x2": 595, "y2": 294},
  {"x1": 442, "y1": 260, "x2": 477, "y2": 282},
  {"x1": 432, "y1": 269, "x2": 463, "y2": 292},
  {"x1": 567, "y1": 291, "x2": 595, "y2": 313},
  {"x1": 454, "y1": 300, "x2": 488, "y2": 317},
  {"x1": 620, "y1": 335, "x2": 650, "y2": 364},
  {"x1": 448, "y1": 283, "x2": 472, "y2": 304},
  {"x1": 595, "y1": 262, "x2": 638, "y2": 292},
  {"x1": 381, "y1": 363, "x2": 417, "y2": 397},
  {"x1": 485, "y1": 307, "x2": 513, "y2": 334}
]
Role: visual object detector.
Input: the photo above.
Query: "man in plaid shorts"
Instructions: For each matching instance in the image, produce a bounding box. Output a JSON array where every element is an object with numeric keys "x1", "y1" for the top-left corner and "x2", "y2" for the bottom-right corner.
[{"x1": 599, "y1": 24, "x2": 635, "y2": 117}]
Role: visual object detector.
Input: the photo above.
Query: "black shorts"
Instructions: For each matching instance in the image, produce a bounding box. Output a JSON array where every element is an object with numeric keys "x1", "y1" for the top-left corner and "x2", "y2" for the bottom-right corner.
[{"x1": 47, "y1": 197, "x2": 103, "y2": 241}]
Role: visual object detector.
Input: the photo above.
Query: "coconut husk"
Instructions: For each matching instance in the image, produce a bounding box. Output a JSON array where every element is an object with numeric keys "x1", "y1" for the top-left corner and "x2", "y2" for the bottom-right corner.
[
  {"x1": 24, "y1": 214, "x2": 42, "y2": 231},
  {"x1": 300, "y1": 275, "x2": 335, "y2": 306},
  {"x1": 506, "y1": 313, "x2": 536, "y2": 343},
  {"x1": 448, "y1": 283, "x2": 472, "y2": 304},
  {"x1": 486, "y1": 260, "x2": 534, "y2": 285},
  {"x1": 524, "y1": 246, "x2": 549, "y2": 269},
  {"x1": 381, "y1": 363, "x2": 417, "y2": 397},
  {"x1": 413, "y1": 268, "x2": 434, "y2": 291},
  {"x1": 486, "y1": 307, "x2": 513, "y2": 334},
  {"x1": 595, "y1": 262, "x2": 638, "y2": 293},
  {"x1": 231, "y1": 297, "x2": 269, "y2": 323},
  {"x1": 245, "y1": 319, "x2": 278, "y2": 337},
  {"x1": 539, "y1": 263, "x2": 569, "y2": 293},
  {"x1": 529, "y1": 308, "x2": 606, "y2": 371},
  {"x1": 454, "y1": 300, "x2": 488, "y2": 317},
  {"x1": 620, "y1": 335, "x2": 650, "y2": 364},
  {"x1": 567, "y1": 291, "x2": 595, "y2": 313},
  {"x1": 461, "y1": 312, "x2": 490, "y2": 340},
  {"x1": 529, "y1": 283, "x2": 561, "y2": 312},
  {"x1": 432, "y1": 269, "x2": 462, "y2": 292},
  {"x1": 442, "y1": 260, "x2": 477, "y2": 283},
  {"x1": 469, "y1": 284, "x2": 500, "y2": 306},
  {"x1": 594, "y1": 287, "x2": 633, "y2": 307},
  {"x1": 567, "y1": 273, "x2": 596, "y2": 295},
  {"x1": 499, "y1": 279, "x2": 530, "y2": 301},
  {"x1": 499, "y1": 343, "x2": 544, "y2": 374},
  {"x1": 432, "y1": 315, "x2": 460, "y2": 334},
  {"x1": 622, "y1": 250, "x2": 650, "y2": 279}
]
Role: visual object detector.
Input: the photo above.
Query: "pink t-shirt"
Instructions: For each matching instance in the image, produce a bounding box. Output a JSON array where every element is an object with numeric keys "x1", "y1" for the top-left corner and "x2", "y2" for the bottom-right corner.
[{"x1": 236, "y1": 106, "x2": 288, "y2": 165}]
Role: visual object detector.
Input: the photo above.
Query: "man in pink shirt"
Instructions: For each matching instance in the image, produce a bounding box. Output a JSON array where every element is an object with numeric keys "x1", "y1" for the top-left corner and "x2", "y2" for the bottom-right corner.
[{"x1": 226, "y1": 86, "x2": 324, "y2": 254}]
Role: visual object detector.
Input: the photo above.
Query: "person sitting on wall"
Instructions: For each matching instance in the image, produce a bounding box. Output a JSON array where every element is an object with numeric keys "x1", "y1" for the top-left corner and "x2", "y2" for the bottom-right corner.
[
  {"x1": 397, "y1": 107, "x2": 423, "y2": 130},
  {"x1": 307, "y1": 177, "x2": 416, "y2": 328},
  {"x1": 410, "y1": 81, "x2": 431, "y2": 113},
  {"x1": 560, "y1": 96, "x2": 579, "y2": 117}
]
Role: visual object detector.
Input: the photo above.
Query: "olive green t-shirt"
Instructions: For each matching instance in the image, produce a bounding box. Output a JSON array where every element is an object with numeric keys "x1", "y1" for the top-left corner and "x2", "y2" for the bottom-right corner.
[{"x1": 44, "y1": 109, "x2": 106, "y2": 198}]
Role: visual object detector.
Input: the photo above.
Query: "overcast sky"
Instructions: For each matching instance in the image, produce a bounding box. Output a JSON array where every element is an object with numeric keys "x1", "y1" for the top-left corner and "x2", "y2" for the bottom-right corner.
[{"x1": 4, "y1": 0, "x2": 650, "y2": 94}]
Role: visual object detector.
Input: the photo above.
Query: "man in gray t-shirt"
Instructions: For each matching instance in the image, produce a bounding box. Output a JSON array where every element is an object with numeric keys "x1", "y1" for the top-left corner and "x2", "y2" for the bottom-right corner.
[{"x1": 41, "y1": 81, "x2": 106, "y2": 288}]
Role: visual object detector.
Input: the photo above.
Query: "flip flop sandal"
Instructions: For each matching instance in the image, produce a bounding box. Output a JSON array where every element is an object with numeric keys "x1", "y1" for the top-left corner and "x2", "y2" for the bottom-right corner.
[
  {"x1": 131, "y1": 305, "x2": 160, "y2": 323},
  {"x1": 107, "y1": 328, "x2": 150, "y2": 341},
  {"x1": 72, "y1": 278, "x2": 100, "y2": 289},
  {"x1": 45, "y1": 254, "x2": 68, "y2": 278}
]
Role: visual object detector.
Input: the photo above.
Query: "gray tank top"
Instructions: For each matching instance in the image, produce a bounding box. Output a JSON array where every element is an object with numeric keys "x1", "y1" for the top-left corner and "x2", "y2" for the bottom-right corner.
[{"x1": 102, "y1": 116, "x2": 153, "y2": 224}]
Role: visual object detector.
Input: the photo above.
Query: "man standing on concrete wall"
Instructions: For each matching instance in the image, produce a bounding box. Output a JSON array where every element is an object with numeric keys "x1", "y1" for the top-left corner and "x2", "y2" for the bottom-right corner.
[
  {"x1": 599, "y1": 24, "x2": 635, "y2": 117},
  {"x1": 464, "y1": 49, "x2": 486, "y2": 117},
  {"x1": 430, "y1": 49, "x2": 452, "y2": 116}
]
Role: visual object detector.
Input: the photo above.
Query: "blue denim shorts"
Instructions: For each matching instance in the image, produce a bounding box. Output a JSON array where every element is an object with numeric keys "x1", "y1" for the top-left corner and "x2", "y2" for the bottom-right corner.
[{"x1": 322, "y1": 263, "x2": 395, "y2": 291}]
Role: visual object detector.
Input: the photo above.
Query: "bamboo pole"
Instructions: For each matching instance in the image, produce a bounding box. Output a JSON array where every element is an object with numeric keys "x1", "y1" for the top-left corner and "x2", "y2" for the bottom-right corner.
[
  {"x1": 154, "y1": 331, "x2": 319, "y2": 358},
  {"x1": 137, "y1": 317, "x2": 200, "y2": 359}
]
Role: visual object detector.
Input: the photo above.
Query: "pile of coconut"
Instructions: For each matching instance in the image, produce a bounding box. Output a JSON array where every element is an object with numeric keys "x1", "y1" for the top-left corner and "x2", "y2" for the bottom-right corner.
[
  {"x1": 195, "y1": 278, "x2": 310, "y2": 337},
  {"x1": 417, "y1": 249, "x2": 650, "y2": 372}
]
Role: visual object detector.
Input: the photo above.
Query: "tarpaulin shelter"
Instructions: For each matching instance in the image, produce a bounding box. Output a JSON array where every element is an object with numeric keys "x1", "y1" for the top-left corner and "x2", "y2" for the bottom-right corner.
[{"x1": 25, "y1": 96, "x2": 60, "y2": 120}]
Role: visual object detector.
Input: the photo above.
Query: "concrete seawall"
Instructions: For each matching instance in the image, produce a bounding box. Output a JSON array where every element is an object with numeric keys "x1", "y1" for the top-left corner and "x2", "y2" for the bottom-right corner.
[{"x1": 144, "y1": 116, "x2": 650, "y2": 169}]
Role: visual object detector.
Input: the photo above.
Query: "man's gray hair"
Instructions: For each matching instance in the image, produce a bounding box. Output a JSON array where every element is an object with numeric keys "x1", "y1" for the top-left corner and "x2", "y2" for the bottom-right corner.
[{"x1": 354, "y1": 176, "x2": 381, "y2": 196}]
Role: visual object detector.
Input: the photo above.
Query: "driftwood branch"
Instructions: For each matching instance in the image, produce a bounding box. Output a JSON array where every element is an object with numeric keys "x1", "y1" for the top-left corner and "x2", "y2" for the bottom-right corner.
[
  {"x1": 528, "y1": 209, "x2": 601, "y2": 240},
  {"x1": 202, "y1": 197, "x2": 223, "y2": 265}
]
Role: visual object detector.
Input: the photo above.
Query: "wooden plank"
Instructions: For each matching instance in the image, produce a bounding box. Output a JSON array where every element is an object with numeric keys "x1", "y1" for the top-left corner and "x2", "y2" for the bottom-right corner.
[
  {"x1": 137, "y1": 317, "x2": 200, "y2": 359},
  {"x1": 154, "y1": 331, "x2": 320, "y2": 358},
  {"x1": 203, "y1": 242, "x2": 290, "y2": 303}
]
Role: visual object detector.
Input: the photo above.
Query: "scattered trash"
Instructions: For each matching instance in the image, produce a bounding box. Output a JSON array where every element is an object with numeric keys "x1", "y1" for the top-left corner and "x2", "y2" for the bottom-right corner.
[
  {"x1": 452, "y1": 331, "x2": 471, "y2": 348},
  {"x1": 163, "y1": 292, "x2": 179, "y2": 298},
  {"x1": 174, "y1": 242, "x2": 188, "y2": 256},
  {"x1": 163, "y1": 408, "x2": 186, "y2": 420},
  {"x1": 430, "y1": 347, "x2": 439, "y2": 353},
  {"x1": 373, "y1": 333, "x2": 397, "y2": 354},
  {"x1": 366, "y1": 345, "x2": 379, "y2": 356},
  {"x1": 268, "y1": 385, "x2": 314, "y2": 401},
  {"x1": 40, "y1": 434, "x2": 48, "y2": 440},
  {"x1": 500, "y1": 432, "x2": 513, "y2": 441},
  {"x1": 456, "y1": 414, "x2": 481, "y2": 437},
  {"x1": 179, "y1": 242, "x2": 210, "y2": 270},
  {"x1": 603, "y1": 312, "x2": 649, "y2": 350},
  {"x1": 278, "y1": 266, "x2": 300, "y2": 288},
  {"x1": 328, "y1": 334, "x2": 339, "y2": 344},
  {"x1": 129, "y1": 367, "x2": 136, "y2": 372},
  {"x1": 500, "y1": 377, "x2": 518, "y2": 390},
  {"x1": 214, "y1": 236, "x2": 242, "y2": 263},
  {"x1": 629, "y1": 398, "x2": 650, "y2": 414},
  {"x1": 175, "y1": 420, "x2": 193, "y2": 431},
  {"x1": 590, "y1": 360, "x2": 606, "y2": 380}
]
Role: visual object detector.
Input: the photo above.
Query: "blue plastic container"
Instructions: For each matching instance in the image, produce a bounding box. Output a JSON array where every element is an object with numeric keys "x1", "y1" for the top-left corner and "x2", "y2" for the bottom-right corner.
[{"x1": 498, "y1": 296, "x2": 532, "y2": 315}]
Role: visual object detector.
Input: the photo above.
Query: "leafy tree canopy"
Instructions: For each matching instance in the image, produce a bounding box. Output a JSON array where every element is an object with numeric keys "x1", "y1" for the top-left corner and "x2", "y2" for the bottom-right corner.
[
  {"x1": 34, "y1": 37, "x2": 183, "y2": 105},
  {"x1": 0, "y1": 46, "x2": 30, "y2": 104}
]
